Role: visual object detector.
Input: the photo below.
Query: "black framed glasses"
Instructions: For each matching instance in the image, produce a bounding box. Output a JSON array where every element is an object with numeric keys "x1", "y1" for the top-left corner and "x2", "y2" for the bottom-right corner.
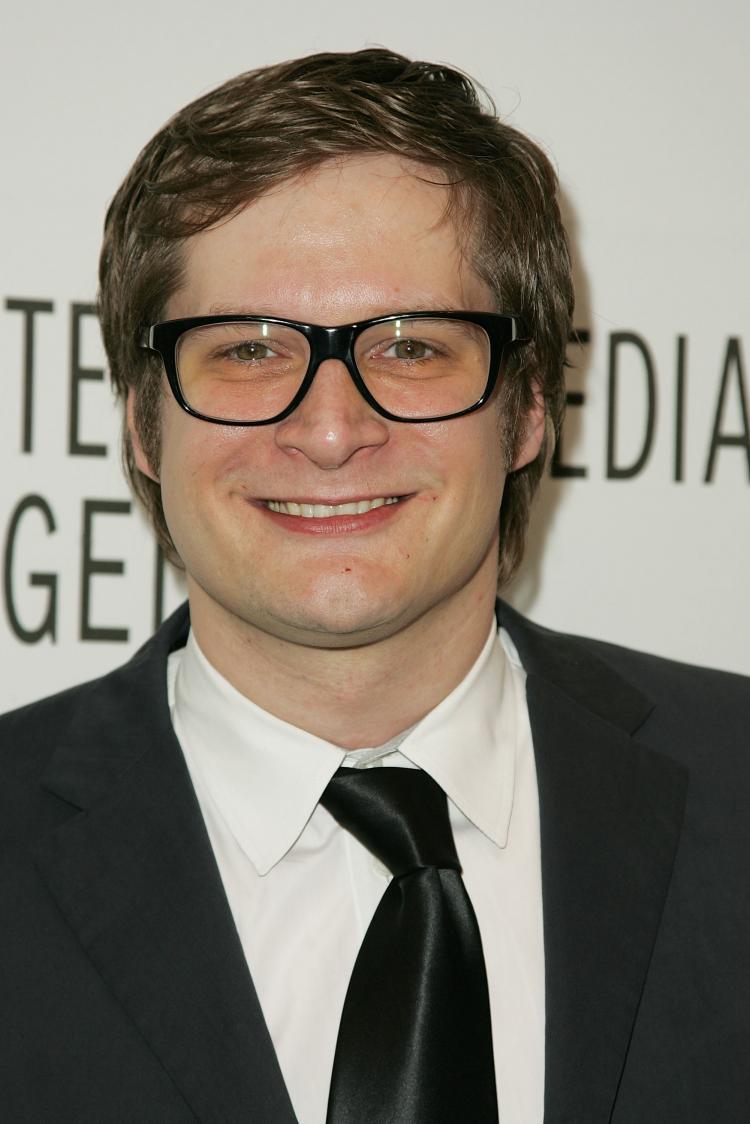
[{"x1": 144, "y1": 311, "x2": 527, "y2": 425}]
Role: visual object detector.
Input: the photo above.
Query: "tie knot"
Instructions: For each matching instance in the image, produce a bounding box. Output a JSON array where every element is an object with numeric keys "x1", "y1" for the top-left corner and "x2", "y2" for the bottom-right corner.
[{"x1": 321, "y1": 767, "x2": 461, "y2": 877}]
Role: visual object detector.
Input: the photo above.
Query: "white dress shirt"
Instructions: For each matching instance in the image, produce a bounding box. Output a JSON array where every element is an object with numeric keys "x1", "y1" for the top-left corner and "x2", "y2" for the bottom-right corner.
[{"x1": 168, "y1": 622, "x2": 544, "y2": 1124}]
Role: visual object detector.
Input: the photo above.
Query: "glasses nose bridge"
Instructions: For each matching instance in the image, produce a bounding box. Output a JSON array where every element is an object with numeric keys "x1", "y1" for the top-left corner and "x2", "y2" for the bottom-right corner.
[{"x1": 307, "y1": 323, "x2": 358, "y2": 383}]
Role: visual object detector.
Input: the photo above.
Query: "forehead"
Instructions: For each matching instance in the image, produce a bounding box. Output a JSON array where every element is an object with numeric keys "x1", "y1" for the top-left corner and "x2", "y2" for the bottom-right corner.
[{"x1": 169, "y1": 154, "x2": 490, "y2": 321}]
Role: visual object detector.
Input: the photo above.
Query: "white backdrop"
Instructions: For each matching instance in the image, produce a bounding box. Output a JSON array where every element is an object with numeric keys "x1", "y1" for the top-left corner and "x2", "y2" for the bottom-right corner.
[{"x1": 1, "y1": 0, "x2": 748, "y2": 711}]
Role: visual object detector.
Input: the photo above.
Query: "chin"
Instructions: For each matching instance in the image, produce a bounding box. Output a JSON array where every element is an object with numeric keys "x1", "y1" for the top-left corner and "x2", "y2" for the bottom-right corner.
[{"x1": 261, "y1": 591, "x2": 412, "y2": 649}]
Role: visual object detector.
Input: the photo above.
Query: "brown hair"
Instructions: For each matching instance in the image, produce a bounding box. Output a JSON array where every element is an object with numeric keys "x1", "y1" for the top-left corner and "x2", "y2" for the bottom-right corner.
[{"x1": 98, "y1": 48, "x2": 573, "y2": 585}]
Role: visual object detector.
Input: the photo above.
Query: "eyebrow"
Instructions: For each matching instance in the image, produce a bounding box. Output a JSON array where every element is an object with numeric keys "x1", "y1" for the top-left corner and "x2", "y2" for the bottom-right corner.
[{"x1": 206, "y1": 299, "x2": 473, "y2": 321}]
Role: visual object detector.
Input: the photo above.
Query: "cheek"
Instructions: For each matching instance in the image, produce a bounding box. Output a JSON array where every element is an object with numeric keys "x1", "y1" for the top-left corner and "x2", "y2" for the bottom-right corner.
[
  {"x1": 450, "y1": 413, "x2": 506, "y2": 505},
  {"x1": 407, "y1": 422, "x2": 505, "y2": 569},
  {"x1": 457, "y1": 428, "x2": 507, "y2": 549},
  {"x1": 157, "y1": 412, "x2": 224, "y2": 530},
  {"x1": 160, "y1": 408, "x2": 244, "y2": 488}
]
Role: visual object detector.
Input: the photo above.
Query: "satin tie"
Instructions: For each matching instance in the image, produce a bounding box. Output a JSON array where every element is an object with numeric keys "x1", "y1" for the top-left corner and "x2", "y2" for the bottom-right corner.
[{"x1": 320, "y1": 767, "x2": 498, "y2": 1124}]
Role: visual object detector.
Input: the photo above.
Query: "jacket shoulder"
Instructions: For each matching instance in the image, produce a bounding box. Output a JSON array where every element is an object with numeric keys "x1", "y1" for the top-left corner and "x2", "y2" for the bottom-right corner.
[
  {"x1": 498, "y1": 599, "x2": 750, "y2": 769},
  {"x1": 586, "y1": 635, "x2": 750, "y2": 789},
  {"x1": 0, "y1": 603, "x2": 189, "y2": 844},
  {"x1": 0, "y1": 676, "x2": 114, "y2": 846},
  {"x1": 500, "y1": 598, "x2": 750, "y2": 706},
  {"x1": 579, "y1": 631, "x2": 750, "y2": 728},
  {"x1": 0, "y1": 676, "x2": 105, "y2": 780}
]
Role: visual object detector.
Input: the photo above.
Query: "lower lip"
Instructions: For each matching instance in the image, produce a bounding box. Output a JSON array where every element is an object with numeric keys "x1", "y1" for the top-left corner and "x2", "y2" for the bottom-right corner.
[{"x1": 256, "y1": 499, "x2": 408, "y2": 535}]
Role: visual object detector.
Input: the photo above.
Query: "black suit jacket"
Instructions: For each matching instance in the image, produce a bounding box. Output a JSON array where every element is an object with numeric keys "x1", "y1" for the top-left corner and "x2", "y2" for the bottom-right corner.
[{"x1": 1, "y1": 602, "x2": 749, "y2": 1123}]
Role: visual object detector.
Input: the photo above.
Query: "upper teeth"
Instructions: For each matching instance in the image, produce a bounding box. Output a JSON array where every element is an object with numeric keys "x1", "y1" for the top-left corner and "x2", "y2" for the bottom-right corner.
[{"x1": 267, "y1": 497, "x2": 399, "y2": 517}]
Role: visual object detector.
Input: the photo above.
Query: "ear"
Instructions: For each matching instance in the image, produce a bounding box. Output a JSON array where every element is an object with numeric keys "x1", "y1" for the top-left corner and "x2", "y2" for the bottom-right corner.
[
  {"x1": 511, "y1": 388, "x2": 546, "y2": 471},
  {"x1": 126, "y1": 388, "x2": 159, "y2": 483}
]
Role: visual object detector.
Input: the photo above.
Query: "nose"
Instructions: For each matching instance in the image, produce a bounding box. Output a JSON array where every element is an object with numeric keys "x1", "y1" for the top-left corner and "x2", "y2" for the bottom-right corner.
[{"x1": 274, "y1": 358, "x2": 390, "y2": 469}]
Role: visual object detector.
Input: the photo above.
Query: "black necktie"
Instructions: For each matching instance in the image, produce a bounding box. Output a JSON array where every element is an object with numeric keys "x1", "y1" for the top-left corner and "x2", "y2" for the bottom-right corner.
[{"x1": 320, "y1": 767, "x2": 498, "y2": 1124}]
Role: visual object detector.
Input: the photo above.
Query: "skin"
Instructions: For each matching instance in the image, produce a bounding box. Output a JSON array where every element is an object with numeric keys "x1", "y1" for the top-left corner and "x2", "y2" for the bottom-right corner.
[{"x1": 128, "y1": 155, "x2": 544, "y2": 748}]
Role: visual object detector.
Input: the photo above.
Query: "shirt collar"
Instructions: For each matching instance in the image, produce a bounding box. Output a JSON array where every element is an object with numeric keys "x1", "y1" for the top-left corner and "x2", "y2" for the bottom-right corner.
[
  {"x1": 172, "y1": 634, "x2": 346, "y2": 876},
  {"x1": 171, "y1": 621, "x2": 523, "y2": 875},
  {"x1": 397, "y1": 622, "x2": 521, "y2": 848}
]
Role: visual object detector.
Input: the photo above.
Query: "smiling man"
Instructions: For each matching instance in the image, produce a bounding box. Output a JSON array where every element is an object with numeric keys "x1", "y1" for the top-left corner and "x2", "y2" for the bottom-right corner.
[
  {"x1": 2, "y1": 49, "x2": 749, "y2": 1124},
  {"x1": 140, "y1": 155, "x2": 540, "y2": 748}
]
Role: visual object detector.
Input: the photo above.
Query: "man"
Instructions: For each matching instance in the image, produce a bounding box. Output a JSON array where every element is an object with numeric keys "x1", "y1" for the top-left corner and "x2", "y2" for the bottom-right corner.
[{"x1": 1, "y1": 49, "x2": 748, "y2": 1124}]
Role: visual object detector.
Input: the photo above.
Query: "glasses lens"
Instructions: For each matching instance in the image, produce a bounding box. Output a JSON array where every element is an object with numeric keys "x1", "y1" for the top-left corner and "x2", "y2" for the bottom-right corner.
[
  {"x1": 176, "y1": 321, "x2": 310, "y2": 422},
  {"x1": 354, "y1": 318, "x2": 492, "y2": 419}
]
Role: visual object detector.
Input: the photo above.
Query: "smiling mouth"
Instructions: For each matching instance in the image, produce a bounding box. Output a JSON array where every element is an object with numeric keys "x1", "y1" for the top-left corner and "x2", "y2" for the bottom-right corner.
[{"x1": 265, "y1": 497, "x2": 402, "y2": 518}]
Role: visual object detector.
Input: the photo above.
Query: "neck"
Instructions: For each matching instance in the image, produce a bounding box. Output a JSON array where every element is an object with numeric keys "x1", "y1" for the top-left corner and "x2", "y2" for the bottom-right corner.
[{"x1": 187, "y1": 579, "x2": 498, "y2": 750}]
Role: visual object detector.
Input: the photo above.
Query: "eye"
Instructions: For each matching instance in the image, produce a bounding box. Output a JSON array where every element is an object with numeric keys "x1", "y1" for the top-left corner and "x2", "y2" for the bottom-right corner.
[
  {"x1": 382, "y1": 338, "x2": 433, "y2": 360},
  {"x1": 229, "y1": 340, "x2": 275, "y2": 362}
]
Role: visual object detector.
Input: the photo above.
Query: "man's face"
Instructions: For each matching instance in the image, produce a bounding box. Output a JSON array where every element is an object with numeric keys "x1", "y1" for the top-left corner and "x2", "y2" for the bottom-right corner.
[{"x1": 131, "y1": 155, "x2": 542, "y2": 650}]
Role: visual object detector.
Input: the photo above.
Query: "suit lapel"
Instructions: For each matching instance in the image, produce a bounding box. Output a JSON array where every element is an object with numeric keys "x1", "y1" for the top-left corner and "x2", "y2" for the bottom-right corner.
[
  {"x1": 32, "y1": 607, "x2": 297, "y2": 1124},
  {"x1": 500, "y1": 603, "x2": 687, "y2": 1123}
]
